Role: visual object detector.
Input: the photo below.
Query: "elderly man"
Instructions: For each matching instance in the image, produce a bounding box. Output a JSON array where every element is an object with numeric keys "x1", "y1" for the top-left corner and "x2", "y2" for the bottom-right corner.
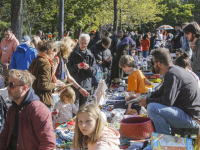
[
  {"x1": 128, "y1": 48, "x2": 200, "y2": 135},
  {"x1": 67, "y1": 33, "x2": 96, "y2": 107},
  {"x1": 0, "y1": 28, "x2": 19, "y2": 65},
  {"x1": 10, "y1": 35, "x2": 38, "y2": 70},
  {"x1": 0, "y1": 69, "x2": 55, "y2": 150}
]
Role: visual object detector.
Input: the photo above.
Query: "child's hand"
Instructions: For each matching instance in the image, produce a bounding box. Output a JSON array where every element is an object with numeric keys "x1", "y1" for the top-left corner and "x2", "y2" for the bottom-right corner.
[{"x1": 52, "y1": 109, "x2": 59, "y2": 116}]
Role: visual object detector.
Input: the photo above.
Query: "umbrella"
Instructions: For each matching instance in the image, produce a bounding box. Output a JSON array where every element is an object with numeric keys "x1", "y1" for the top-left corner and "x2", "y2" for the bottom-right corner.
[{"x1": 156, "y1": 25, "x2": 174, "y2": 30}]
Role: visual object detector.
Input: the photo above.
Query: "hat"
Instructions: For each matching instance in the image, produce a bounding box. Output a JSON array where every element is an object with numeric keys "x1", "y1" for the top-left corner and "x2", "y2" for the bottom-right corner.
[{"x1": 21, "y1": 35, "x2": 31, "y2": 42}]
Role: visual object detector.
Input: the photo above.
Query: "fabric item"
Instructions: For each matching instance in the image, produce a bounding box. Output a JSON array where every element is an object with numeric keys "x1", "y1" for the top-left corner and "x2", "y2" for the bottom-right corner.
[
  {"x1": 142, "y1": 51, "x2": 149, "y2": 58},
  {"x1": 10, "y1": 43, "x2": 38, "y2": 70},
  {"x1": 147, "y1": 65, "x2": 200, "y2": 119},
  {"x1": 88, "y1": 127, "x2": 120, "y2": 150},
  {"x1": 56, "y1": 130, "x2": 74, "y2": 142},
  {"x1": 29, "y1": 57, "x2": 56, "y2": 108},
  {"x1": 55, "y1": 122, "x2": 65, "y2": 129},
  {"x1": 0, "y1": 34, "x2": 19, "y2": 63},
  {"x1": 187, "y1": 69, "x2": 200, "y2": 89},
  {"x1": 0, "y1": 75, "x2": 4, "y2": 89},
  {"x1": 171, "y1": 29, "x2": 184, "y2": 49},
  {"x1": 0, "y1": 90, "x2": 55, "y2": 150},
  {"x1": 110, "y1": 44, "x2": 129, "y2": 82},
  {"x1": 147, "y1": 103, "x2": 199, "y2": 135},
  {"x1": 141, "y1": 39, "x2": 150, "y2": 51},
  {"x1": 192, "y1": 38, "x2": 200, "y2": 77},
  {"x1": 54, "y1": 100, "x2": 78, "y2": 123},
  {"x1": 127, "y1": 69, "x2": 146, "y2": 93},
  {"x1": 37, "y1": 52, "x2": 57, "y2": 83},
  {"x1": 56, "y1": 56, "x2": 66, "y2": 80},
  {"x1": 116, "y1": 37, "x2": 134, "y2": 51}
]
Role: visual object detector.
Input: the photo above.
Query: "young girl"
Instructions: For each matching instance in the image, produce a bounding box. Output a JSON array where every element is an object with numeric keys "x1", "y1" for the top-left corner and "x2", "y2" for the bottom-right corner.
[
  {"x1": 54, "y1": 87, "x2": 78, "y2": 128},
  {"x1": 72, "y1": 103, "x2": 120, "y2": 150},
  {"x1": 119, "y1": 55, "x2": 151, "y2": 114}
]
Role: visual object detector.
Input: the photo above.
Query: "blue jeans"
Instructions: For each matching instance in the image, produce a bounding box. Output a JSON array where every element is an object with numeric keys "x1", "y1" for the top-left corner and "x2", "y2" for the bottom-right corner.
[
  {"x1": 147, "y1": 103, "x2": 199, "y2": 135},
  {"x1": 142, "y1": 51, "x2": 149, "y2": 58}
]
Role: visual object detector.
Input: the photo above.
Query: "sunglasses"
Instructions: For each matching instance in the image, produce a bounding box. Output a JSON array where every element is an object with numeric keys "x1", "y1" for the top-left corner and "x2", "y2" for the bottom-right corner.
[{"x1": 8, "y1": 82, "x2": 24, "y2": 89}]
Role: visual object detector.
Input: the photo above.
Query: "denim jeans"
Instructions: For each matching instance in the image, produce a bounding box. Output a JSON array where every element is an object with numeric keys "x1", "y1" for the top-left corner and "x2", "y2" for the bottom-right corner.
[
  {"x1": 142, "y1": 51, "x2": 149, "y2": 58},
  {"x1": 147, "y1": 103, "x2": 199, "y2": 135}
]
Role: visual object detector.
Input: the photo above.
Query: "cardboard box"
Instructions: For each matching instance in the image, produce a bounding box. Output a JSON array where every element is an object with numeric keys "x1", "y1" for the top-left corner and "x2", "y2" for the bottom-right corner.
[{"x1": 151, "y1": 132, "x2": 193, "y2": 150}]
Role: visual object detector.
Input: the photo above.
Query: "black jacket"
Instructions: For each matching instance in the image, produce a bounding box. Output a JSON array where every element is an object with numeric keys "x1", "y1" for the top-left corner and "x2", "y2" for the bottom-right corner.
[
  {"x1": 90, "y1": 42, "x2": 112, "y2": 77},
  {"x1": 109, "y1": 34, "x2": 118, "y2": 55},
  {"x1": 87, "y1": 32, "x2": 101, "y2": 49},
  {"x1": 171, "y1": 29, "x2": 184, "y2": 49},
  {"x1": 67, "y1": 47, "x2": 96, "y2": 90}
]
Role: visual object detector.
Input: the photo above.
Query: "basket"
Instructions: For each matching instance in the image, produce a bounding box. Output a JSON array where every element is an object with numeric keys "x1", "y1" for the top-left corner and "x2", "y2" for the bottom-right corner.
[{"x1": 119, "y1": 117, "x2": 154, "y2": 140}]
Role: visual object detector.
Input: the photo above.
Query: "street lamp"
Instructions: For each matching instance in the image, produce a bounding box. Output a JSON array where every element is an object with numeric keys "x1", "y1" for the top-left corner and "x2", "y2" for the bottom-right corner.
[{"x1": 58, "y1": 0, "x2": 64, "y2": 40}]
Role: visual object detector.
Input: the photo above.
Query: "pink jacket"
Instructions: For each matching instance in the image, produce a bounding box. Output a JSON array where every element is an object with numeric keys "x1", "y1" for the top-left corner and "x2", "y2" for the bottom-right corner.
[
  {"x1": 0, "y1": 34, "x2": 19, "y2": 63},
  {"x1": 88, "y1": 127, "x2": 120, "y2": 150}
]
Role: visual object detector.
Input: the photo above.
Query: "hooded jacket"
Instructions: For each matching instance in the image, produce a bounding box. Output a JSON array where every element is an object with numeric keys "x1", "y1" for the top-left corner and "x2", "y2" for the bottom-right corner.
[
  {"x1": 88, "y1": 127, "x2": 120, "y2": 150},
  {"x1": 0, "y1": 87, "x2": 56, "y2": 150},
  {"x1": 171, "y1": 29, "x2": 184, "y2": 49},
  {"x1": 0, "y1": 34, "x2": 19, "y2": 63},
  {"x1": 87, "y1": 32, "x2": 101, "y2": 49},
  {"x1": 10, "y1": 43, "x2": 38, "y2": 70}
]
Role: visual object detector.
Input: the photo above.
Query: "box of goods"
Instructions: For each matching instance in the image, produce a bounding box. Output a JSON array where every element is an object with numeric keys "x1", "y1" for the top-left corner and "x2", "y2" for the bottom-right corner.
[{"x1": 151, "y1": 132, "x2": 193, "y2": 150}]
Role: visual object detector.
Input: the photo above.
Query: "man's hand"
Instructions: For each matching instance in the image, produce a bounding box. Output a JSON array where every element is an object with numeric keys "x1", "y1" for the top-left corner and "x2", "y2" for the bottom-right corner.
[
  {"x1": 83, "y1": 63, "x2": 89, "y2": 70},
  {"x1": 79, "y1": 88, "x2": 90, "y2": 97},
  {"x1": 138, "y1": 98, "x2": 147, "y2": 107},
  {"x1": 106, "y1": 57, "x2": 112, "y2": 62}
]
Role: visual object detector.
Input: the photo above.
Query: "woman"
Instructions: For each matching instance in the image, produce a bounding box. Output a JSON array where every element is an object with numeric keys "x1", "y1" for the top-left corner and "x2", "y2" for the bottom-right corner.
[
  {"x1": 30, "y1": 35, "x2": 41, "y2": 50},
  {"x1": 29, "y1": 41, "x2": 65, "y2": 108},
  {"x1": 141, "y1": 33, "x2": 150, "y2": 58},
  {"x1": 110, "y1": 37, "x2": 135, "y2": 82},
  {"x1": 52, "y1": 37, "x2": 89, "y2": 97}
]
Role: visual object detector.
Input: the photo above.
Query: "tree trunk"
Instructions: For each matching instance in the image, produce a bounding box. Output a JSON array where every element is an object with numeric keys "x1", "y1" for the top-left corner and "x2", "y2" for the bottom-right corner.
[
  {"x1": 113, "y1": 0, "x2": 118, "y2": 32},
  {"x1": 74, "y1": 28, "x2": 82, "y2": 39},
  {"x1": 11, "y1": 0, "x2": 23, "y2": 42}
]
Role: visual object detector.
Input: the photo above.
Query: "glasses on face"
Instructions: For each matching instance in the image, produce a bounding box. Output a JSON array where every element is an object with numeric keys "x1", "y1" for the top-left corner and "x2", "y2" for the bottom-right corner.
[{"x1": 8, "y1": 82, "x2": 24, "y2": 89}]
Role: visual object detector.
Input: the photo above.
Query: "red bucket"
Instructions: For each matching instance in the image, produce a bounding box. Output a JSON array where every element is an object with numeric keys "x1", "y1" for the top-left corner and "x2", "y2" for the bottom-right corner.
[{"x1": 119, "y1": 117, "x2": 154, "y2": 140}]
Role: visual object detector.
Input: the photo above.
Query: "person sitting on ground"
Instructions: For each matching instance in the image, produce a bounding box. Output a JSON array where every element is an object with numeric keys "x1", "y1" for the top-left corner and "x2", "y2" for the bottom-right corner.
[
  {"x1": 115, "y1": 55, "x2": 150, "y2": 114},
  {"x1": 127, "y1": 48, "x2": 200, "y2": 135},
  {"x1": 71, "y1": 103, "x2": 120, "y2": 150},
  {"x1": 175, "y1": 52, "x2": 200, "y2": 89},
  {"x1": 0, "y1": 69, "x2": 55, "y2": 150},
  {"x1": 53, "y1": 87, "x2": 78, "y2": 129},
  {"x1": 175, "y1": 48, "x2": 184, "y2": 59},
  {"x1": 10, "y1": 35, "x2": 38, "y2": 70}
]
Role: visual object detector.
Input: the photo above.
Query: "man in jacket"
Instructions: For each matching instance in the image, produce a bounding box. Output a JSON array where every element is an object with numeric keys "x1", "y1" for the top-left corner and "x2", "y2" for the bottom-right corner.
[
  {"x1": 87, "y1": 31, "x2": 101, "y2": 49},
  {"x1": 0, "y1": 69, "x2": 55, "y2": 150},
  {"x1": 10, "y1": 35, "x2": 38, "y2": 70},
  {"x1": 128, "y1": 48, "x2": 200, "y2": 135},
  {"x1": 67, "y1": 33, "x2": 96, "y2": 107},
  {"x1": 183, "y1": 21, "x2": 200, "y2": 79},
  {"x1": 90, "y1": 37, "x2": 112, "y2": 85},
  {"x1": 171, "y1": 24, "x2": 184, "y2": 52}
]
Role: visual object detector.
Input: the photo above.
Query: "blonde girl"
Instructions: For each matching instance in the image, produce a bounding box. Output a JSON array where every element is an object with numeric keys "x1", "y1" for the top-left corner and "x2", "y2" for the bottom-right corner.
[{"x1": 72, "y1": 103, "x2": 120, "y2": 150}]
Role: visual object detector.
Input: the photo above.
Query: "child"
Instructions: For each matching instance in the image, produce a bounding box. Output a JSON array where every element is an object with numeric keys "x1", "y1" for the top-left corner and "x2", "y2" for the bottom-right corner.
[
  {"x1": 119, "y1": 55, "x2": 151, "y2": 114},
  {"x1": 54, "y1": 87, "x2": 78, "y2": 129},
  {"x1": 71, "y1": 103, "x2": 120, "y2": 150}
]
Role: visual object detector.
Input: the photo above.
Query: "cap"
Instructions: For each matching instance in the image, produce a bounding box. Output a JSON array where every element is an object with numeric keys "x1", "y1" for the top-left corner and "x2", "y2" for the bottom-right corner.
[{"x1": 21, "y1": 35, "x2": 31, "y2": 42}]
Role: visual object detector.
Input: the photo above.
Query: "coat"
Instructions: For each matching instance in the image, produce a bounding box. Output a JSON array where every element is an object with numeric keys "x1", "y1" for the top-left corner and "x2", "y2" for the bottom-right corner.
[
  {"x1": 90, "y1": 42, "x2": 112, "y2": 80},
  {"x1": 109, "y1": 34, "x2": 118, "y2": 56},
  {"x1": 10, "y1": 43, "x2": 38, "y2": 70},
  {"x1": 171, "y1": 29, "x2": 184, "y2": 49},
  {"x1": 67, "y1": 47, "x2": 96, "y2": 91},
  {"x1": 110, "y1": 43, "x2": 129, "y2": 82},
  {"x1": 28, "y1": 57, "x2": 55, "y2": 108},
  {"x1": 0, "y1": 88, "x2": 55, "y2": 150}
]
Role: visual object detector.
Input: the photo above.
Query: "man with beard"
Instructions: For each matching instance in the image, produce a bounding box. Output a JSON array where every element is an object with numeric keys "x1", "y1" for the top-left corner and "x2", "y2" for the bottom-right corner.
[
  {"x1": 0, "y1": 69, "x2": 55, "y2": 150},
  {"x1": 127, "y1": 48, "x2": 200, "y2": 135},
  {"x1": 183, "y1": 21, "x2": 200, "y2": 79}
]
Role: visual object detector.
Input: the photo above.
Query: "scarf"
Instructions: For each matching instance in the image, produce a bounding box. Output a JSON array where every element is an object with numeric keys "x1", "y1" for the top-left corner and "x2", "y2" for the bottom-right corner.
[
  {"x1": 37, "y1": 52, "x2": 57, "y2": 83},
  {"x1": 57, "y1": 56, "x2": 66, "y2": 80}
]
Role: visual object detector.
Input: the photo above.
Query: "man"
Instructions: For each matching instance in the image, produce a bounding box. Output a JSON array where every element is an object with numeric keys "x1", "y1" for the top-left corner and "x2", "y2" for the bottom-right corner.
[
  {"x1": 10, "y1": 35, "x2": 38, "y2": 70},
  {"x1": 87, "y1": 30, "x2": 101, "y2": 49},
  {"x1": 0, "y1": 28, "x2": 19, "y2": 65},
  {"x1": 171, "y1": 24, "x2": 184, "y2": 53},
  {"x1": 128, "y1": 48, "x2": 200, "y2": 135},
  {"x1": 0, "y1": 69, "x2": 55, "y2": 150},
  {"x1": 182, "y1": 22, "x2": 193, "y2": 59},
  {"x1": 183, "y1": 22, "x2": 200, "y2": 78},
  {"x1": 175, "y1": 48, "x2": 184, "y2": 58},
  {"x1": 67, "y1": 34, "x2": 96, "y2": 107},
  {"x1": 133, "y1": 31, "x2": 138, "y2": 42},
  {"x1": 90, "y1": 37, "x2": 112, "y2": 85}
]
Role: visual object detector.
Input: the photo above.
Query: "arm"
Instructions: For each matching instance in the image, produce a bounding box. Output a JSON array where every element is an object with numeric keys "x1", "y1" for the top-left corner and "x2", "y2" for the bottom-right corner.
[
  {"x1": 127, "y1": 91, "x2": 136, "y2": 113},
  {"x1": 145, "y1": 78, "x2": 151, "y2": 85},
  {"x1": 31, "y1": 104, "x2": 56, "y2": 150}
]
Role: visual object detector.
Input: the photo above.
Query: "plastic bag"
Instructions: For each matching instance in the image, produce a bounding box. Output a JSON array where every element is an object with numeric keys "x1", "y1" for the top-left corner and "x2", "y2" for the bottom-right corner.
[{"x1": 92, "y1": 64, "x2": 104, "y2": 86}]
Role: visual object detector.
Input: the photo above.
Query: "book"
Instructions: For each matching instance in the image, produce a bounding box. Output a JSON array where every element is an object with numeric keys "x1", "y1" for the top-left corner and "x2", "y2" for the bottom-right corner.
[{"x1": 55, "y1": 83, "x2": 73, "y2": 92}]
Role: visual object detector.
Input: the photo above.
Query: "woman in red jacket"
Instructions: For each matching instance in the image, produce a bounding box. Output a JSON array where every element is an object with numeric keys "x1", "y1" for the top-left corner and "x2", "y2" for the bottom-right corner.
[{"x1": 141, "y1": 33, "x2": 150, "y2": 58}]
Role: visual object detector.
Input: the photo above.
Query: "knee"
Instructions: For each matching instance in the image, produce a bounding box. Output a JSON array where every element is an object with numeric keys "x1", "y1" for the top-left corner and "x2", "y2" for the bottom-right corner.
[{"x1": 147, "y1": 103, "x2": 157, "y2": 116}]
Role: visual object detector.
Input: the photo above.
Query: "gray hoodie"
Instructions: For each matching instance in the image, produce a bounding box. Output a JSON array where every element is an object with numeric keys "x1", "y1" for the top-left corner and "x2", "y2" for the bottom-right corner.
[{"x1": 192, "y1": 38, "x2": 200, "y2": 76}]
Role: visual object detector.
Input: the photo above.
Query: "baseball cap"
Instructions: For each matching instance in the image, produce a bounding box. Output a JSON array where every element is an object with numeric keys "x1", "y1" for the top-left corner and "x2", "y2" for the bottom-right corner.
[{"x1": 21, "y1": 35, "x2": 31, "y2": 43}]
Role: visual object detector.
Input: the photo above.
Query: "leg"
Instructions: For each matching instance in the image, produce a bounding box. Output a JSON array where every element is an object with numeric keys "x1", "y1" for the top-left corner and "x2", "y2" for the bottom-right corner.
[
  {"x1": 79, "y1": 90, "x2": 91, "y2": 108},
  {"x1": 147, "y1": 103, "x2": 199, "y2": 135}
]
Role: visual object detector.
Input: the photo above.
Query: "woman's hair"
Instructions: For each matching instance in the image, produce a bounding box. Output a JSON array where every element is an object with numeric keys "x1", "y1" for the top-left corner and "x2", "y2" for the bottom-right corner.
[
  {"x1": 60, "y1": 87, "x2": 75, "y2": 104},
  {"x1": 142, "y1": 34, "x2": 148, "y2": 40},
  {"x1": 119, "y1": 55, "x2": 135, "y2": 68},
  {"x1": 31, "y1": 35, "x2": 41, "y2": 49},
  {"x1": 37, "y1": 41, "x2": 58, "y2": 54},
  {"x1": 9, "y1": 69, "x2": 35, "y2": 90},
  {"x1": 175, "y1": 52, "x2": 191, "y2": 69},
  {"x1": 59, "y1": 37, "x2": 75, "y2": 59},
  {"x1": 72, "y1": 103, "x2": 104, "y2": 149}
]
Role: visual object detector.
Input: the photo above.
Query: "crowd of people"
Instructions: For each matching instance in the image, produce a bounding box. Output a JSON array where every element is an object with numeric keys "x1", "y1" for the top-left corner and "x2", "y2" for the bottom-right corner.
[{"x1": 0, "y1": 20, "x2": 200, "y2": 149}]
